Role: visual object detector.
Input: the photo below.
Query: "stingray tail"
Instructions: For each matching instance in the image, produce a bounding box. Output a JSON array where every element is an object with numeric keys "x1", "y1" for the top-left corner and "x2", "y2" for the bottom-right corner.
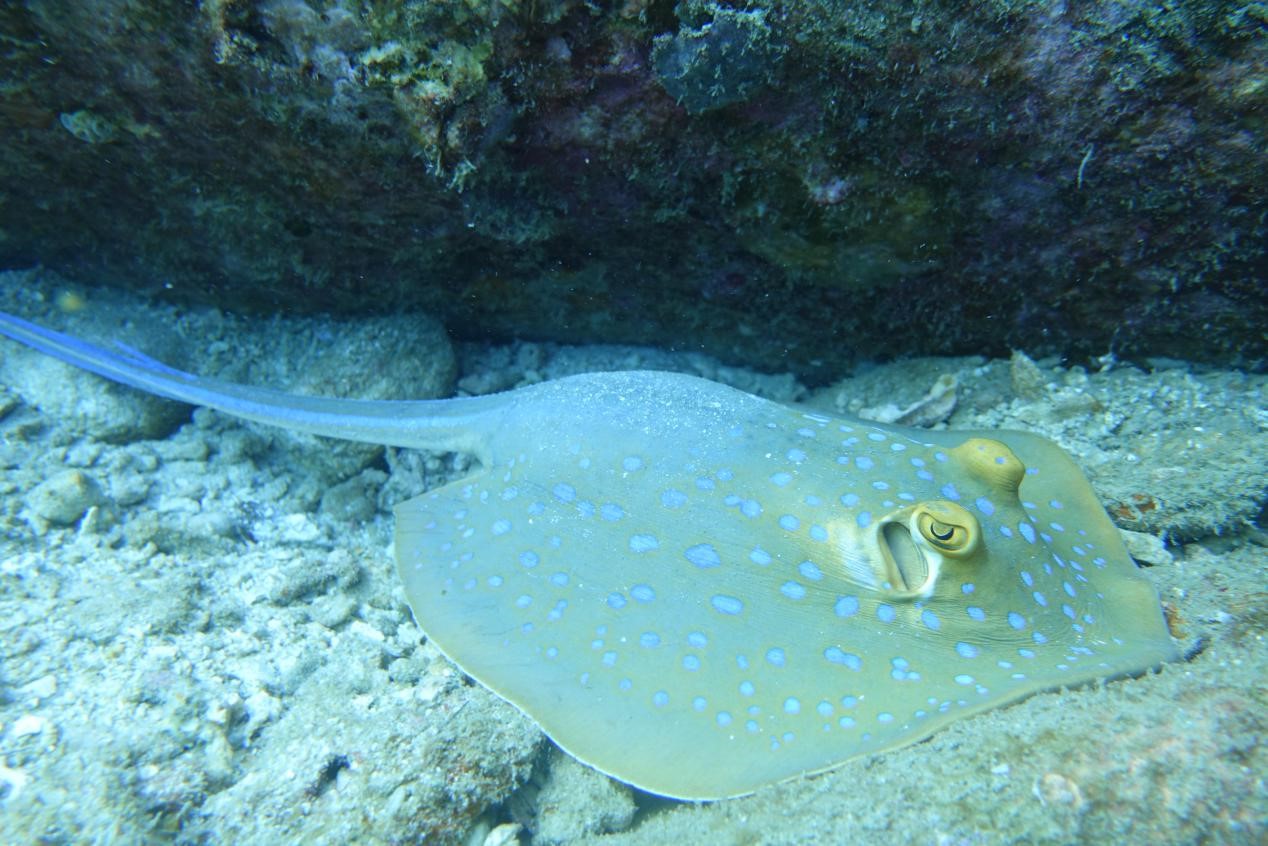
[{"x1": 0, "y1": 310, "x2": 497, "y2": 455}]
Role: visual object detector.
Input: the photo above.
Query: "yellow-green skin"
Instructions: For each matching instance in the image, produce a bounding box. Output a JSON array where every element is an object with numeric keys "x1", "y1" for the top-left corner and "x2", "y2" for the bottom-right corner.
[
  {"x1": 0, "y1": 312, "x2": 1179, "y2": 800},
  {"x1": 396, "y1": 372, "x2": 1179, "y2": 799}
]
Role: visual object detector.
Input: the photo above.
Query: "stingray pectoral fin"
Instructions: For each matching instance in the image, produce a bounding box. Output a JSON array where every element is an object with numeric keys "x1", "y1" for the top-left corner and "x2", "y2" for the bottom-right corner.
[
  {"x1": 975, "y1": 428, "x2": 1180, "y2": 664},
  {"x1": 392, "y1": 478, "x2": 753, "y2": 799}
]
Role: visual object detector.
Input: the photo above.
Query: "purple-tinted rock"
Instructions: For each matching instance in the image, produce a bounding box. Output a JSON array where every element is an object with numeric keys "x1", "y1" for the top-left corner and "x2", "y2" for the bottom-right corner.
[{"x1": 0, "y1": 1, "x2": 1262, "y2": 376}]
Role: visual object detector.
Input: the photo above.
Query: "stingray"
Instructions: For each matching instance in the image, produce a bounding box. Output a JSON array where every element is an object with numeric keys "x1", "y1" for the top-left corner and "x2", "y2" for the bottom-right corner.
[{"x1": 0, "y1": 311, "x2": 1177, "y2": 799}]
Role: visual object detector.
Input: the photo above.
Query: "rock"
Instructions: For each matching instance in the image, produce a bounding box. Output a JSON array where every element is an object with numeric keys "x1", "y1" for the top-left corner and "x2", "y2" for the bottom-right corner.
[{"x1": 26, "y1": 469, "x2": 105, "y2": 526}]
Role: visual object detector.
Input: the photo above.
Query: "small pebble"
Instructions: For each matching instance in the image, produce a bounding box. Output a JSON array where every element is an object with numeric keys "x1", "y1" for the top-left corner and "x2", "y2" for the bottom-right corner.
[{"x1": 27, "y1": 469, "x2": 104, "y2": 525}]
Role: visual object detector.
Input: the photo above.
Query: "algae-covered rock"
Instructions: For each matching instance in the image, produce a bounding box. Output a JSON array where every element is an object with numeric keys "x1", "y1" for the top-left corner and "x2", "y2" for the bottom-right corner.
[{"x1": 0, "y1": 3, "x2": 1262, "y2": 376}]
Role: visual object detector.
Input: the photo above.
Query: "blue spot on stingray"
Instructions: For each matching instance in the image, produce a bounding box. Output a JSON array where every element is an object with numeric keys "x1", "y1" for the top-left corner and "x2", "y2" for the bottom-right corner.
[
  {"x1": 1007, "y1": 611, "x2": 1026, "y2": 629},
  {"x1": 1033, "y1": 591, "x2": 1048, "y2": 607},
  {"x1": 766, "y1": 647, "x2": 786, "y2": 667},
  {"x1": 630, "y1": 583, "x2": 656, "y2": 602},
  {"x1": 606, "y1": 593, "x2": 627, "y2": 609},
  {"x1": 692, "y1": 697, "x2": 707, "y2": 712},
  {"x1": 739, "y1": 681, "x2": 755, "y2": 696},
  {"x1": 967, "y1": 606, "x2": 986, "y2": 621},
  {"x1": 835, "y1": 596, "x2": 860, "y2": 617},
  {"x1": 551, "y1": 572, "x2": 569, "y2": 587},
  {"x1": 817, "y1": 701, "x2": 834, "y2": 717},
  {"x1": 779, "y1": 514, "x2": 800, "y2": 531},
  {"x1": 750, "y1": 547, "x2": 772, "y2": 566},
  {"x1": 602, "y1": 651, "x2": 617, "y2": 666},
  {"x1": 741, "y1": 499, "x2": 762, "y2": 517},
  {"x1": 839, "y1": 716, "x2": 856, "y2": 729},
  {"x1": 687, "y1": 631, "x2": 708, "y2": 648},
  {"x1": 824, "y1": 648, "x2": 862, "y2": 670},
  {"x1": 784, "y1": 697, "x2": 801, "y2": 714},
  {"x1": 840, "y1": 493, "x2": 861, "y2": 507},
  {"x1": 786, "y1": 448, "x2": 807, "y2": 463},
  {"x1": 798, "y1": 560, "x2": 824, "y2": 581},
  {"x1": 780, "y1": 581, "x2": 806, "y2": 600},
  {"x1": 717, "y1": 712, "x2": 733, "y2": 727},
  {"x1": 685, "y1": 543, "x2": 722, "y2": 569},
  {"x1": 491, "y1": 519, "x2": 512, "y2": 536},
  {"x1": 622, "y1": 456, "x2": 643, "y2": 472},
  {"x1": 639, "y1": 632, "x2": 661, "y2": 648},
  {"x1": 629, "y1": 534, "x2": 659, "y2": 553},
  {"x1": 682, "y1": 655, "x2": 701, "y2": 671},
  {"x1": 1021, "y1": 571, "x2": 1034, "y2": 587},
  {"x1": 600, "y1": 503, "x2": 624, "y2": 521},
  {"x1": 921, "y1": 609, "x2": 941, "y2": 631},
  {"x1": 855, "y1": 456, "x2": 874, "y2": 470},
  {"x1": 955, "y1": 642, "x2": 980, "y2": 658},
  {"x1": 552, "y1": 483, "x2": 576, "y2": 502},
  {"x1": 711, "y1": 595, "x2": 744, "y2": 615},
  {"x1": 857, "y1": 511, "x2": 872, "y2": 528},
  {"x1": 962, "y1": 583, "x2": 976, "y2": 594},
  {"x1": 770, "y1": 472, "x2": 793, "y2": 486},
  {"x1": 940, "y1": 483, "x2": 961, "y2": 500},
  {"x1": 515, "y1": 595, "x2": 532, "y2": 608},
  {"x1": 975, "y1": 497, "x2": 996, "y2": 515},
  {"x1": 661, "y1": 489, "x2": 688, "y2": 508},
  {"x1": 519, "y1": 551, "x2": 539, "y2": 569},
  {"x1": 810, "y1": 524, "x2": 828, "y2": 541},
  {"x1": 653, "y1": 691, "x2": 669, "y2": 707},
  {"x1": 877, "y1": 604, "x2": 896, "y2": 623},
  {"x1": 1019, "y1": 522, "x2": 1037, "y2": 543}
]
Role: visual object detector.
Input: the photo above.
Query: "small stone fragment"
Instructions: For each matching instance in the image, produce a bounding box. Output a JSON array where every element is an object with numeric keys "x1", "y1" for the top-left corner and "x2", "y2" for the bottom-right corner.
[
  {"x1": 1033, "y1": 772, "x2": 1085, "y2": 811},
  {"x1": 1010, "y1": 350, "x2": 1048, "y2": 399},
  {"x1": 1120, "y1": 529, "x2": 1175, "y2": 566},
  {"x1": 858, "y1": 374, "x2": 958, "y2": 427},
  {"x1": 27, "y1": 469, "x2": 105, "y2": 525},
  {"x1": 533, "y1": 751, "x2": 636, "y2": 844},
  {"x1": 481, "y1": 823, "x2": 522, "y2": 846}
]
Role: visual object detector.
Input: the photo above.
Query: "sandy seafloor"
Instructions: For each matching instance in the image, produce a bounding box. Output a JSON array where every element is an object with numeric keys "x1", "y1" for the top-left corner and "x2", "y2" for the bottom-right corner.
[{"x1": 0, "y1": 268, "x2": 1263, "y2": 846}]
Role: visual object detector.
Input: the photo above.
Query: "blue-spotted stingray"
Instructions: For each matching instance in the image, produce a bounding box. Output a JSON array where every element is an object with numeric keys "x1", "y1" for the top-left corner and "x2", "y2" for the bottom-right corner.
[{"x1": 0, "y1": 311, "x2": 1177, "y2": 800}]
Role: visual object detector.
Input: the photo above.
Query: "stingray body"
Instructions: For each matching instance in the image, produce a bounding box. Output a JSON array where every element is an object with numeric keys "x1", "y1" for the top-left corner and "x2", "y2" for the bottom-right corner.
[{"x1": 0, "y1": 311, "x2": 1177, "y2": 799}]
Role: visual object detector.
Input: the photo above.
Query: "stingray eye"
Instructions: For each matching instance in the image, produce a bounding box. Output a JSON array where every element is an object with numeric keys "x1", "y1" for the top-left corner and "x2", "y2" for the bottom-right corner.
[{"x1": 915, "y1": 502, "x2": 981, "y2": 558}]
